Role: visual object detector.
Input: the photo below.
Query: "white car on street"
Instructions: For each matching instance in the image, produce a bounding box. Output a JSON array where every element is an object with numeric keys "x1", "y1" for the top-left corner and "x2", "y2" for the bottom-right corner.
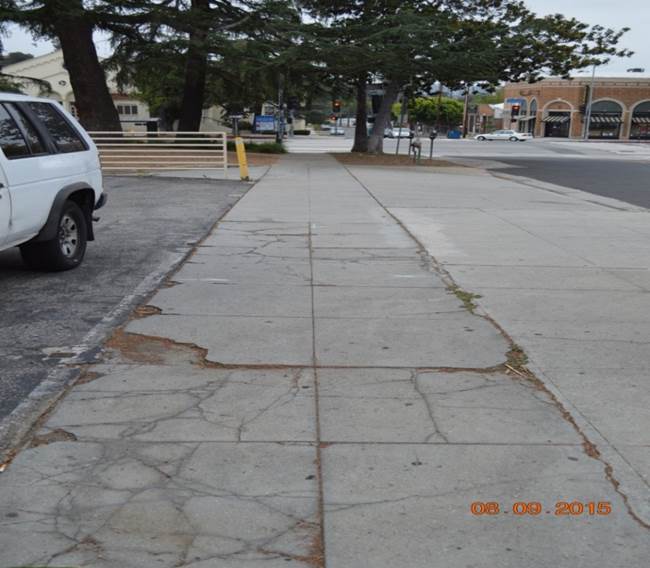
[
  {"x1": 385, "y1": 127, "x2": 414, "y2": 138},
  {"x1": 0, "y1": 93, "x2": 106, "y2": 271},
  {"x1": 475, "y1": 130, "x2": 532, "y2": 141}
]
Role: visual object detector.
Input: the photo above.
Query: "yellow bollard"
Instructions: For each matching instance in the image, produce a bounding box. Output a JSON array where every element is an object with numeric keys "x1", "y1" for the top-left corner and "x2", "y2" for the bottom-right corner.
[{"x1": 235, "y1": 137, "x2": 249, "y2": 181}]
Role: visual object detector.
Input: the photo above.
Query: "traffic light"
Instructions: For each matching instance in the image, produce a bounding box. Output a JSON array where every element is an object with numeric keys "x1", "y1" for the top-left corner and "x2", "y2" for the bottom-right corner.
[
  {"x1": 511, "y1": 104, "x2": 520, "y2": 118},
  {"x1": 332, "y1": 99, "x2": 342, "y2": 113}
]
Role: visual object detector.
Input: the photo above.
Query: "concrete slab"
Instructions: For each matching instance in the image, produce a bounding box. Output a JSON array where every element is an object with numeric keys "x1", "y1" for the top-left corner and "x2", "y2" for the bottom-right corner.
[
  {"x1": 174, "y1": 255, "x2": 312, "y2": 285},
  {"x1": 127, "y1": 314, "x2": 314, "y2": 366},
  {"x1": 44, "y1": 366, "x2": 316, "y2": 443},
  {"x1": 315, "y1": 314, "x2": 508, "y2": 368},
  {"x1": 311, "y1": 247, "x2": 421, "y2": 260},
  {"x1": 450, "y1": 265, "x2": 641, "y2": 291},
  {"x1": 0, "y1": 441, "x2": 318, "y2": 568},
  {"x1": 312, "y1": 259, "x2": 442, "y2": 287},
  {"x1": 318, "y1": 368, "x2": 578, "y2": 444},
  {"x1": 539, "y1": 369, "x2": 649, "y2": 446},
  {"x1": 150, "y1": 282, "x2": 312, "y2": 317},
  {"x1": 313, "y1": 285, "x2": 464, "y2": 318},
  {"x1": 322, "y1": 444, "x2": 648, "y2": 568}
]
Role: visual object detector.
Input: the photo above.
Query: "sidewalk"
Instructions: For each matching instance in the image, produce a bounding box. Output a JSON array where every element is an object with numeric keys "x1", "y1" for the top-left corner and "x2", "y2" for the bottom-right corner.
[{"x1": 0, "y1": 155, "x2": 648, "y2": 567}]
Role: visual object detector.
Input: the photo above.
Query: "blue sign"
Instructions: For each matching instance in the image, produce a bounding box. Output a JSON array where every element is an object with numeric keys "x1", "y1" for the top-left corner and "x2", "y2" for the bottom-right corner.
[
  {"x1": 254, "y1": 114, "x2": 276, "y2": 133},
  {"x1": 506, "y1": 98, "x2": 525, "y2": 105}
]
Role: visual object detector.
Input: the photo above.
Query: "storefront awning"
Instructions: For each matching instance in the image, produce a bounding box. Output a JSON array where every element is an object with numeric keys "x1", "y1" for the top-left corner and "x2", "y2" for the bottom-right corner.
[
  {"x1": 589, "y1": 115, "x2": 623, "y2": 124},
  {"x1": 632, "y1": 116, "x2": 650, "y2": 124},
  {"x1": 543, "y1": 115, "x2": 569, "y2": 123}
]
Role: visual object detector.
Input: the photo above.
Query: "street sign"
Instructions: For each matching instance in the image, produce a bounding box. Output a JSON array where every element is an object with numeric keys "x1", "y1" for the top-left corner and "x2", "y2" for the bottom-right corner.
[
  {"x1": 254, "y1": 114, "x2": 276, "y2": 133},
  {"x1": 229, "y1": 114, "x2": 244, "y2": 120}
]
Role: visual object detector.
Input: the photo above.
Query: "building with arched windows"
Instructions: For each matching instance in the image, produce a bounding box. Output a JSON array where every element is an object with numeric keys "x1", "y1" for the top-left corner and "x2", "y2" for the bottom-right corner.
[{"x1": 503, "y1": 76, "x2": 650, "y2": 140}]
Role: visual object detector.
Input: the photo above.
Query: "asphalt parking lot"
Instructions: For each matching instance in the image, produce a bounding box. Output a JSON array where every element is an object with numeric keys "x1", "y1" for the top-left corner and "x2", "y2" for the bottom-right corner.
[{"x1": 0, "y1": 175, "x2": 249, "y2": 422}]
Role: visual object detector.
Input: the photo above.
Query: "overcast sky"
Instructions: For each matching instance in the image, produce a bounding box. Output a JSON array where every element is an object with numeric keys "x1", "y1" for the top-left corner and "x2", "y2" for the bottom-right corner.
[{"x1": 1, "y1": 0, "x2": 648, "y2": 75}]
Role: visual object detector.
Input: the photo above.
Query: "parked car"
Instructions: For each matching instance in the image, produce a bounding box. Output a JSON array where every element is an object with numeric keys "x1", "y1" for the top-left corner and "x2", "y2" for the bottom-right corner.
[
  {"x1": 385, "y1": 127, "x2": 414, "y2": 139},
  {"x1": 0, "y1": 93, "x2": 106, "y2": 271},
  {"x1": 475, "y1": 130, "x2": 532, "y2": 141},
  {"x1": 329, "y1": 126, "x2": 346, "y2": 136}
]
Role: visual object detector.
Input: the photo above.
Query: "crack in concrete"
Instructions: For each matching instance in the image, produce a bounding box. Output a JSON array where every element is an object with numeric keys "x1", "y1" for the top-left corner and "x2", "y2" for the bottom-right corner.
[{"x1": 341, "y1": 162, "x2": 650, "y2": 531}]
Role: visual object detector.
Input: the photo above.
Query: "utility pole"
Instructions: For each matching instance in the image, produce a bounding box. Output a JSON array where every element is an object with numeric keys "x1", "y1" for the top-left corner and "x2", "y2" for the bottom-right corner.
[
  {"x1": 395, "y1": 93, "x2": 408, "y2": 155},
  {"x1": 276, "y1": 74, "x2": 285, "y2": 144},
  {"x1": 461, "y1": 83, "x2": 470, "y2": 138},
  {"x1": 582, "y1": 64, "x2": 596, "y2": 140}
]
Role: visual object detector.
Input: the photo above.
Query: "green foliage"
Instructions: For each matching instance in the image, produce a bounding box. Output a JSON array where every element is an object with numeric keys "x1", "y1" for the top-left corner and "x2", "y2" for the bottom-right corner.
[
  {"x1": 0, "y1": 51, "x2": 33, "y2": 67},
  {"x1": 409, "y1": 97, "x2": 464, "y2": 128},
  {"x1": 472, "y1": 89, "x2": 504, "y2": 105},
  {"x1": 226, "y1": 140, "x2": 286, "y2": 154},
  {"x1": 0, "y1": 73, "x2": 24, "y2": 93}
]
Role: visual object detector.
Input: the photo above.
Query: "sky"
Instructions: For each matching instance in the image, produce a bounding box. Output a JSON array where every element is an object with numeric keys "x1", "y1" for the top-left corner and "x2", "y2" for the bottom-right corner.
[{"x1": 1, "y1": 0, "x2": 648, "y2": 76}]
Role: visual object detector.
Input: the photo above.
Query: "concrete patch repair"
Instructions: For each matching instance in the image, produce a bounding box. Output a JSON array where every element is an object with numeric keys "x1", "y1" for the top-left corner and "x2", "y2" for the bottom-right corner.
[{"x1": 0, "y1": 155, "x2": 648, "y2": 567}]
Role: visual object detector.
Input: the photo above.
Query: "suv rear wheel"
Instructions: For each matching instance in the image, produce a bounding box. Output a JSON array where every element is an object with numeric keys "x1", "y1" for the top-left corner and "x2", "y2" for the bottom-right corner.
[{"x1": 20, "y1": 200, "x2": 88, "y2": 271}]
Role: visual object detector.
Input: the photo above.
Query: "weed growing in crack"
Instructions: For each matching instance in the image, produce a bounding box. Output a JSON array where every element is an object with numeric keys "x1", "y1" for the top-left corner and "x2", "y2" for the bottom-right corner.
[
  {"x1": 507, "y1": 344, "x2": 529, "y2": 369},
  {"x1": 448, "y1": 285, "x2": 482, "y2": 313}
]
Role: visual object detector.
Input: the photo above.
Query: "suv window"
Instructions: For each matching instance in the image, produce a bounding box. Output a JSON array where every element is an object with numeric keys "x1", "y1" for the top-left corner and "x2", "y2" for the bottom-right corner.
[
  {"x1": 4, "y1": 103, "x2": 46, "y2": 155},
  {"x1": 27, "y1": 102, "x2": 86, "y2": 153},
  {"x1": 0, "y1": 104, "x2": 31, "y2": 159}
]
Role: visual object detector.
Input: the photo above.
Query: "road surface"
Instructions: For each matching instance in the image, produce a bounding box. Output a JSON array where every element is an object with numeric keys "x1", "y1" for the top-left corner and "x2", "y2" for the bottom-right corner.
[{"x1": 0, "y1": 176, "x2": 248, "y2": 421}]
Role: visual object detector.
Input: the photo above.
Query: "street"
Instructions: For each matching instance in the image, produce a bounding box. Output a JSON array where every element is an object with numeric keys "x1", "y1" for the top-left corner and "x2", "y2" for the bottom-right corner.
[
  {"x1": 286, "y1": 134, "x2": 650, "y2": 208},
  {"x1": 0, "y1": 176, "x2": 248, "y2": 425},
  {"x1": 492, "y1": 157, "x2": 650, "y2": 209}
]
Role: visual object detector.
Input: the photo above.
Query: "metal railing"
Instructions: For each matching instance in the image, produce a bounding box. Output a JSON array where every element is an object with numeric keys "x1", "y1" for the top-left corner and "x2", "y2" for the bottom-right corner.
[{"x1": 88, "y1": 131, "x2": 228, "y2": 174}]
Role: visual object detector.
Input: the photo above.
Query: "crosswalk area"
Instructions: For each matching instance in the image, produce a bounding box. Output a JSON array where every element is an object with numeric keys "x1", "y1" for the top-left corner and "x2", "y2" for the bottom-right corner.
[{"x1": 284, "y1": 135, "x2": 353, "y2": 153}]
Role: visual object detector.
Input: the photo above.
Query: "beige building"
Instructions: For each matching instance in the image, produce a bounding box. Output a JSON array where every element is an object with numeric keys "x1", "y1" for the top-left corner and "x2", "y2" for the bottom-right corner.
[
  {"x1": 1, "y1": 50, "x2": 233, "y2": 133},
  {"x1": 1, "y1": 50, "x2": 151, "y2": 130}
]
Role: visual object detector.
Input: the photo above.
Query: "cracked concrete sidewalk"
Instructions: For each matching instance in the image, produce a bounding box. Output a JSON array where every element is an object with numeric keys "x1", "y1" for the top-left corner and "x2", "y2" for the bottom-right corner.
[{"x1": 0, "y1": 154, "x2": 648, "y2": 567}]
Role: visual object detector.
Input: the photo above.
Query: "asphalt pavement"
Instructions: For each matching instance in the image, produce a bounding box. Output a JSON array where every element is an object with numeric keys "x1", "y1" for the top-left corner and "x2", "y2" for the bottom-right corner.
[
  {"x1": 489, "y1": 157, "x2": 650, "y2": 209},
  {"x1": 0, "y1": 175, "x2": 248, "y2": 422}
]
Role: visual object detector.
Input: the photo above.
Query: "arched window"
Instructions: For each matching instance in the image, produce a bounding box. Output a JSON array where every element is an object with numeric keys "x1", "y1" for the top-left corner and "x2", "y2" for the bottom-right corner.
[
  {"x1": 588, "y1": 100, "x2": 623, "y2": 139},
  {"x1": 542, "y1": 101, "x2": 571, "y2": 138},
  {"x1": 590, "y1": 100, "x2": 623, "y2": 114},
  {"x1": 631, "y1": 101, "x2": 650, "y2": 140},
  {"x1": 520, "y1": 99, "x2": 528, "y2": 115}
]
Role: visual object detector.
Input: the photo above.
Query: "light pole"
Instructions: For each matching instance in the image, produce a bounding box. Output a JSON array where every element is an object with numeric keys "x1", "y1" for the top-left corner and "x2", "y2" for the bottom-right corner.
[
  {"x1": 582, "y1": 64, "x2": 596, "y2": 140},
  {"x1": 460, "y1": 81, "x2": 470, "y2": 138}
]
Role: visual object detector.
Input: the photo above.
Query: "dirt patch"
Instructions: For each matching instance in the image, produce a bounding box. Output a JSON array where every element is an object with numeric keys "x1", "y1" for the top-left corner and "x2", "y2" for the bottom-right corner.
[
  {"x1": 105, "y1": 329, "x2": 207, "y2": 366},
  {"x1": 30, "y1": 428, "x2": 78, "y2": 448},
  {"x1": 332, "y1": 152, "x2": 464, "y2": 168}
]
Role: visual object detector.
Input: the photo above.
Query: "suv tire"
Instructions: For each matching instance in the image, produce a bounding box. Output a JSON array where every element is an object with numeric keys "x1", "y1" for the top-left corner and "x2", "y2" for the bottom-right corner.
[{"x1": 20, "y1": 200, "x2": 88, "y2": 271}]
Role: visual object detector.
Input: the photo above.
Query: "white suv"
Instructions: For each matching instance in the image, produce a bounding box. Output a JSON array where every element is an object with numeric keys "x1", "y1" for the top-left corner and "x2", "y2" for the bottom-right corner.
[{"x1": 0, "y1": 93, "x2": 105, "y2": 271}]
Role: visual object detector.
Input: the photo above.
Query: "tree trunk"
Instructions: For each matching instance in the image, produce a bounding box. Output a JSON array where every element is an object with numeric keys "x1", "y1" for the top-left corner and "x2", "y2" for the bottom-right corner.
[
  {"x1": 51, "y1": 0, "x2": 121, "y2": 132},
  {"x1": 367, "y1": 82, "x2": 400, "y2": 154},
  {"x1": 351, "y1": 77, "x2": 368, "y2": 153},
  {"x1": 177, "y1": 0, "x2": 210, "y2": 132}
]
